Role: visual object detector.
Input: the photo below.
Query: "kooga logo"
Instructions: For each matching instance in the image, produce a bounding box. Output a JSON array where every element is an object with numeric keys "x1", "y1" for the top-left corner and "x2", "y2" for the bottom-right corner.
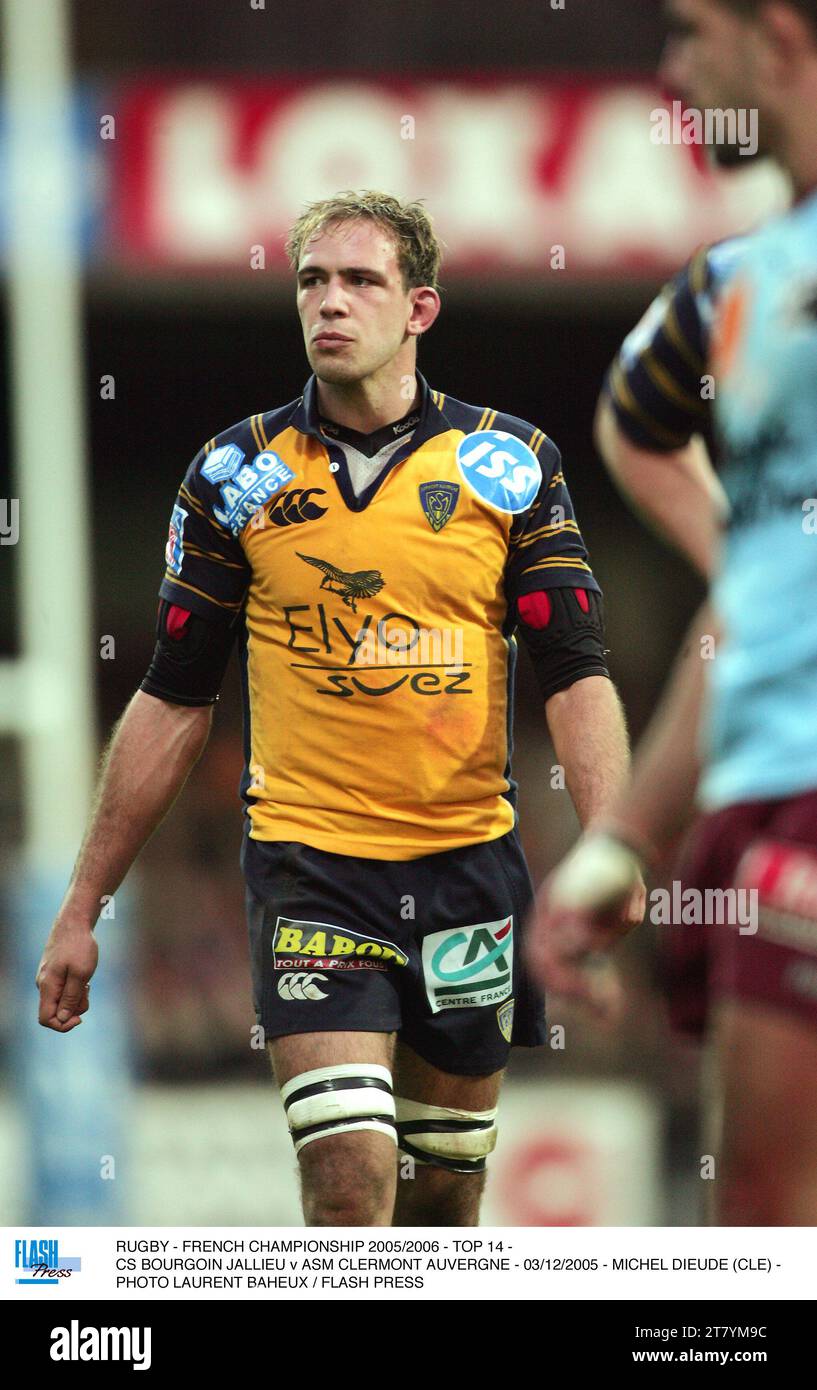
[{"x1": 50, "y1": 1321, "x2": 151, "y2": 1371}]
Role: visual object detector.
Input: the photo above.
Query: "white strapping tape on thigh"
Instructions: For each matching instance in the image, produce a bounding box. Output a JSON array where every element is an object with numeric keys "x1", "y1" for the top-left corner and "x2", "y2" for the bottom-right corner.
[
  {"x1": 395, "y1": 1097, "x2": 498, "y2": 1170},
  {"x1": 281, "y1": 1063, "x2": 397, "y2": 1155}
]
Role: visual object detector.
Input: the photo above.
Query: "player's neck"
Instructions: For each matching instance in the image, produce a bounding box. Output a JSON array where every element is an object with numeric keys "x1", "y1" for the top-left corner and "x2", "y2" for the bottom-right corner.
[{"x1": 315, "y1": 368, "x2": 420, "y2": 435}]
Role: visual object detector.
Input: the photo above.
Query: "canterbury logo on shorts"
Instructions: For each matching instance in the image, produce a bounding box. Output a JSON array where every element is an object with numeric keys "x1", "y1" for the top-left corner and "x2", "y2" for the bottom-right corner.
[{"x1": 277, "y1": 972, "x2": 328, "y2": 1001}]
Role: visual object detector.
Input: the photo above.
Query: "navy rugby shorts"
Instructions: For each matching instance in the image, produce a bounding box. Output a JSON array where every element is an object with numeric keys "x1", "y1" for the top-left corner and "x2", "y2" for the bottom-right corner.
[{"x1": 242, "y1": 826, "x2": 546, "y2": 1076}]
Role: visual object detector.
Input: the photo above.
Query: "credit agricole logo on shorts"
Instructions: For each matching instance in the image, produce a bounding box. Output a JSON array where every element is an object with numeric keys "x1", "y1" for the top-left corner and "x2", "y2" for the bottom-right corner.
[{"x1": 422, "y1": 918, "x2": 514, "y2": 1013}]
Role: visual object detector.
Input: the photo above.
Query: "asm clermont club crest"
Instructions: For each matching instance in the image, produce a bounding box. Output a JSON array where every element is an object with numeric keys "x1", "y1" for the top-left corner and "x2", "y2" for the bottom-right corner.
[{"x1": 419, "y1": 480, "x2": 460, "y2": 533}]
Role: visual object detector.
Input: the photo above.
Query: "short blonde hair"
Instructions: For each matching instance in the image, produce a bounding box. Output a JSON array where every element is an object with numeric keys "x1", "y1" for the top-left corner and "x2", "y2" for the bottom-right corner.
[{"x1": 285, "y1": 190, "x2": 442, "y2": 290}]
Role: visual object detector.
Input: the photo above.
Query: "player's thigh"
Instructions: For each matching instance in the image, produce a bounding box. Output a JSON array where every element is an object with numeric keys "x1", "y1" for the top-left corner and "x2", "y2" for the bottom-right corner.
[
  {"x1": 270, "y1": 1029, "x2": 396, "y2": 1088},
  {"x1": 271, "y1": 1030, "x2": 399, "y2": 1198},
  {"x1": 712, "y1": 999, "x2": 817, "y2": 1220},
  {"x1": 394, "y1": 1040, "x2": 503, "y2": 1111},
  {"x1": 392, "y1": 1039, "x2": 503, "y2": 1186}
]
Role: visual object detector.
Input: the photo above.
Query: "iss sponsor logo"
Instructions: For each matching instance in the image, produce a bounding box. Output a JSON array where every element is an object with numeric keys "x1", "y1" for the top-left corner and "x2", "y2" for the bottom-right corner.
[
  {"x1": 213, "y1": 451, "x2": 295, "y2": 535},
  {"x1": 419, "y1": 480, "x2": 459, "y2": 532},
  {"x1": 50, "y1": 1320, "x2": 151, "y2": 1371},
  {"x1": 278, "y1": 972, "x2": 328, "y2": 1001},
  {"x1": 14, "y1": 1237, "x2": 81, "y2": 1286},
  {"x1": 497, "y1": 998, "x2": 515, "y2": 1042},
  {"x1": 272, "y1": 917, "x2": 409, "y2": 972},
  {"x1": 201, "y1": 442, "x2": 245, "y2": 483},
  {"x1": 422, "y1": 917, "x2": 514, "y2": 1013},
  {"x1": 165, "y1": 503, "x2": 187, "y2": 574},
  {"x1": 456, "y1": 430, "x2": 541, "y2": 514}
]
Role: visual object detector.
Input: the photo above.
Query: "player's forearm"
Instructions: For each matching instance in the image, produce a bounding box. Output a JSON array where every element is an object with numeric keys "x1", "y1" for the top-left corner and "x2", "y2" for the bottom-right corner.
[
  {"x1": 545, "y1": 675, "x2": 631, "y2": 830},
  {"x1": 57, "y1": 690, "x2": 213, "y2": 929},
  {"x1": 601, "y1": 600, "x2": 713, "y2": 864},
  {"x1": 594, "y1": 397, "x2": 726, "y2": 580}
]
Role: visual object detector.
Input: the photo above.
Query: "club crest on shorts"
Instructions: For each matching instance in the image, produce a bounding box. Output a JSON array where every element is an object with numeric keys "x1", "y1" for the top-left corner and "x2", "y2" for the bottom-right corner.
[
  {"x1": 497, "y1": 998, "x2": 515, "y2": 1042},
  {"x1": 421, "y1": 917, "x2": 514, "y2": 1013},
  {"x1": 419, "y1": 480, "x2": 460, "y2": 532}
]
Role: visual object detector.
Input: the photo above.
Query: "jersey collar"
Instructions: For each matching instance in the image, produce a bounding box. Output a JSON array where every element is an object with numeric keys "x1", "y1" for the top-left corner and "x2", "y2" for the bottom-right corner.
[{"x1": 289, "y1": 371, "x2": 450, "y2": 513}]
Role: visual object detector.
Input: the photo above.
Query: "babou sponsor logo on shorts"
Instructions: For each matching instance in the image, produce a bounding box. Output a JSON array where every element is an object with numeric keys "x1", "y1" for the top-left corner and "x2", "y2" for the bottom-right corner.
[
  {"x1": 272, "y1": 918, "x2": 409, "y2": 972},
  {"x1": 422, "y1": 917, "x2": 514, "y2": 1013},
  {"x1": 50, "y1": 1320, "x2": 151, "y2": 1371}
]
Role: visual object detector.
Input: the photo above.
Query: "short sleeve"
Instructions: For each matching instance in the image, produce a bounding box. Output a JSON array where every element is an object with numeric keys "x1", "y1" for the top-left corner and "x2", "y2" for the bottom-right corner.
[
  {"x1": 158, "y1": 441, "x2": 251, "y2": 622},
  {"x1": 605, "y1": 248, "x2": 713, "y2": 453},
  {"x1": 504, "y1": 436, "x2": 601, "y2": 606}
]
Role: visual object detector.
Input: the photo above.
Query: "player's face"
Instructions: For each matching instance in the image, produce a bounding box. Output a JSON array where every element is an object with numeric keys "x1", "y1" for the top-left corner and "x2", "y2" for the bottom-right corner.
[
  {"x1": 296, "y1": 220, "x2": 419, "y2": 386},
  {"x1": 660, "y1": 0, "x2": 768, "y2": 163}
]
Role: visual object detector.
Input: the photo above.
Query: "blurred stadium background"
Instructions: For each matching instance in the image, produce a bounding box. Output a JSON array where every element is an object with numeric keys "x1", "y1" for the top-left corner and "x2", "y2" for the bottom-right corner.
[{"x1": 0, "y1": 0, "x2": 790, "y2": 1226}]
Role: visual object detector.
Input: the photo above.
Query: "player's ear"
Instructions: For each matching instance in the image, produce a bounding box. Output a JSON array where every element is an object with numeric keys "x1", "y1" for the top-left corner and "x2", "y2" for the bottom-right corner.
[
  {"x1": 407, "y1": 286, "x2": 441, "y2": 337},
  {"x1": 757, "y1": 2, "x2": 813, "y2": 77}
]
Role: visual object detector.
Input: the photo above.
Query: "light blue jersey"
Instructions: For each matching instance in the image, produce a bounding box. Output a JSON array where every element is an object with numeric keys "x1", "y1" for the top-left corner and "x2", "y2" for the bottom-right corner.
[{"x1": 700, "y1": 188, "x2": 817, "y2": 808}]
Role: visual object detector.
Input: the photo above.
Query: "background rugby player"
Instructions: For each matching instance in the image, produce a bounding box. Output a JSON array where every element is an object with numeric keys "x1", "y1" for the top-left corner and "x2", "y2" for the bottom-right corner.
[
  {"x1": 36, "y1": 190, "x2": 643, "y2": 1227},
  {"x1": 530, "y1": 0, "x2": 817, "y2": 1224}
]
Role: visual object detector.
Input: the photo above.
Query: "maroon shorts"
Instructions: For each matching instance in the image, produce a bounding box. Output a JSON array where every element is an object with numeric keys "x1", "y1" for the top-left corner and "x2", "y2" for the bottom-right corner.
[{"x1": 662, "y1": 789, "x2": 817, "y2": 1037}]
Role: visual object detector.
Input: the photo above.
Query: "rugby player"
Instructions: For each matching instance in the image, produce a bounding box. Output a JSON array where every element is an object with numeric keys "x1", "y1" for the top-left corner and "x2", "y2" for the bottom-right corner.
[
  {"x1": 530, "y1": 0, "x2": 817, "y2": 1224},
  {"x1": 36, "y1": 191, "x2": 643, "y2": 1226}
]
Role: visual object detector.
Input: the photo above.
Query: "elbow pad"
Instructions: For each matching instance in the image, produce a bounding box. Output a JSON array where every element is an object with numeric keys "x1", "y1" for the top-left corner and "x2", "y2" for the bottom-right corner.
[
  {"x1": 515, "y1": 587, "x2": 610, "y2": 702},
  {"x1": 140, "y1": 601, "x2": 239, "y2": 706}
]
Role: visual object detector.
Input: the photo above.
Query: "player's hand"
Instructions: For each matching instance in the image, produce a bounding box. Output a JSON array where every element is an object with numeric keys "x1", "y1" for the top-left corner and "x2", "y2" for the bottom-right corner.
[
  {"x1": 36, "y1": 921, "x2": 99, "y2": 1032},
  {"x1": 526, "y1": 834, "x2": 646, "y2": 1019}
]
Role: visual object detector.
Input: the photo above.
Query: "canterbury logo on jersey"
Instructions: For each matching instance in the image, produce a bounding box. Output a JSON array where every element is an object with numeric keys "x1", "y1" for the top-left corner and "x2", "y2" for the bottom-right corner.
[
  {"x1": 298, "y1": 551, "x2": 385, "y2": 613},
  {"x1": 267, "y1": 488, "x2": 328, "y2": 527}
]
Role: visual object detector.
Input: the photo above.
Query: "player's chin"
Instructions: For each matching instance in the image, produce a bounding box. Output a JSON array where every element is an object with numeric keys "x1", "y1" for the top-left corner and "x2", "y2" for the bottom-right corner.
[{"x1": 311, "y1": 356, "x2": 362, "y2": 385}]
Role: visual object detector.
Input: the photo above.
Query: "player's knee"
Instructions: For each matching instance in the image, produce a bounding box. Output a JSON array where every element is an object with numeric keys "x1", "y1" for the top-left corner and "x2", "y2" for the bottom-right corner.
[
  {"x1": 300, "y1": 1134, "x2": 395, "y2": 1224},
  {"x1": 396, "y1": 1162, "x2": 486, "y2": 1226},
  {"x1": 393, "y1": 1097, "x2": 497, "y2": 1224}
]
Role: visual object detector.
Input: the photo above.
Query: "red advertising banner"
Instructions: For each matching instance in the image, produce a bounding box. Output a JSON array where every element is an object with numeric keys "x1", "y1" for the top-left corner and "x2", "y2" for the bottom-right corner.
[{"x1": 109, "y1": 78, "x2": 788, "y2": 276}]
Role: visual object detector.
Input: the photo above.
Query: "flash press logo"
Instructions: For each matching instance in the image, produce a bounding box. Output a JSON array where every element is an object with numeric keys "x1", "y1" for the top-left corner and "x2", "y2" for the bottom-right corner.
[
  {"x1": 50, "y1": 1321, "x2": 151, "y2": 1371},
  {"x1": 14, "y1": 1237, "x2": 80, "y2": 1285},
  {"x1": 650, "y1": 100, "x2": 758, "y2": 158}
]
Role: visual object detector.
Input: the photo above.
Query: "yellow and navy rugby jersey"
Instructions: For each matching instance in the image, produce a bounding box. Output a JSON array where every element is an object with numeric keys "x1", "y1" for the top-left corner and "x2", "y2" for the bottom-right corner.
[
  {"x1": 606, "y1": 238, "x2": 748, "y2": 455},
  {"x1": 158, "y1": 373, "x2": 601, "y2": 860}
]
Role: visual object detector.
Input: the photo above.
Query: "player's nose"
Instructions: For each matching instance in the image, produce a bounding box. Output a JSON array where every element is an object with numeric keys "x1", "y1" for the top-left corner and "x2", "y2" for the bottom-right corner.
[{"x1": 319, "y1": 276, "x2": 349, "y2": 316}]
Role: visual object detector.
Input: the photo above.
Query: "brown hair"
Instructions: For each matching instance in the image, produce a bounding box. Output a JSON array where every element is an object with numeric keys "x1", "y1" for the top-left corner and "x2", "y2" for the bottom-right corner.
[{"x1": 285, "y1": 190, "x2": 442, "y2": 290}]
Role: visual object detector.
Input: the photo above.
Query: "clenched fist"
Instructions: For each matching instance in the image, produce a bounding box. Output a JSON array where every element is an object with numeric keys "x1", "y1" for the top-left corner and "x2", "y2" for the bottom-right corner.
[{"x1": 36, "y1": 921, "x2": 99, "y2": 1032}]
